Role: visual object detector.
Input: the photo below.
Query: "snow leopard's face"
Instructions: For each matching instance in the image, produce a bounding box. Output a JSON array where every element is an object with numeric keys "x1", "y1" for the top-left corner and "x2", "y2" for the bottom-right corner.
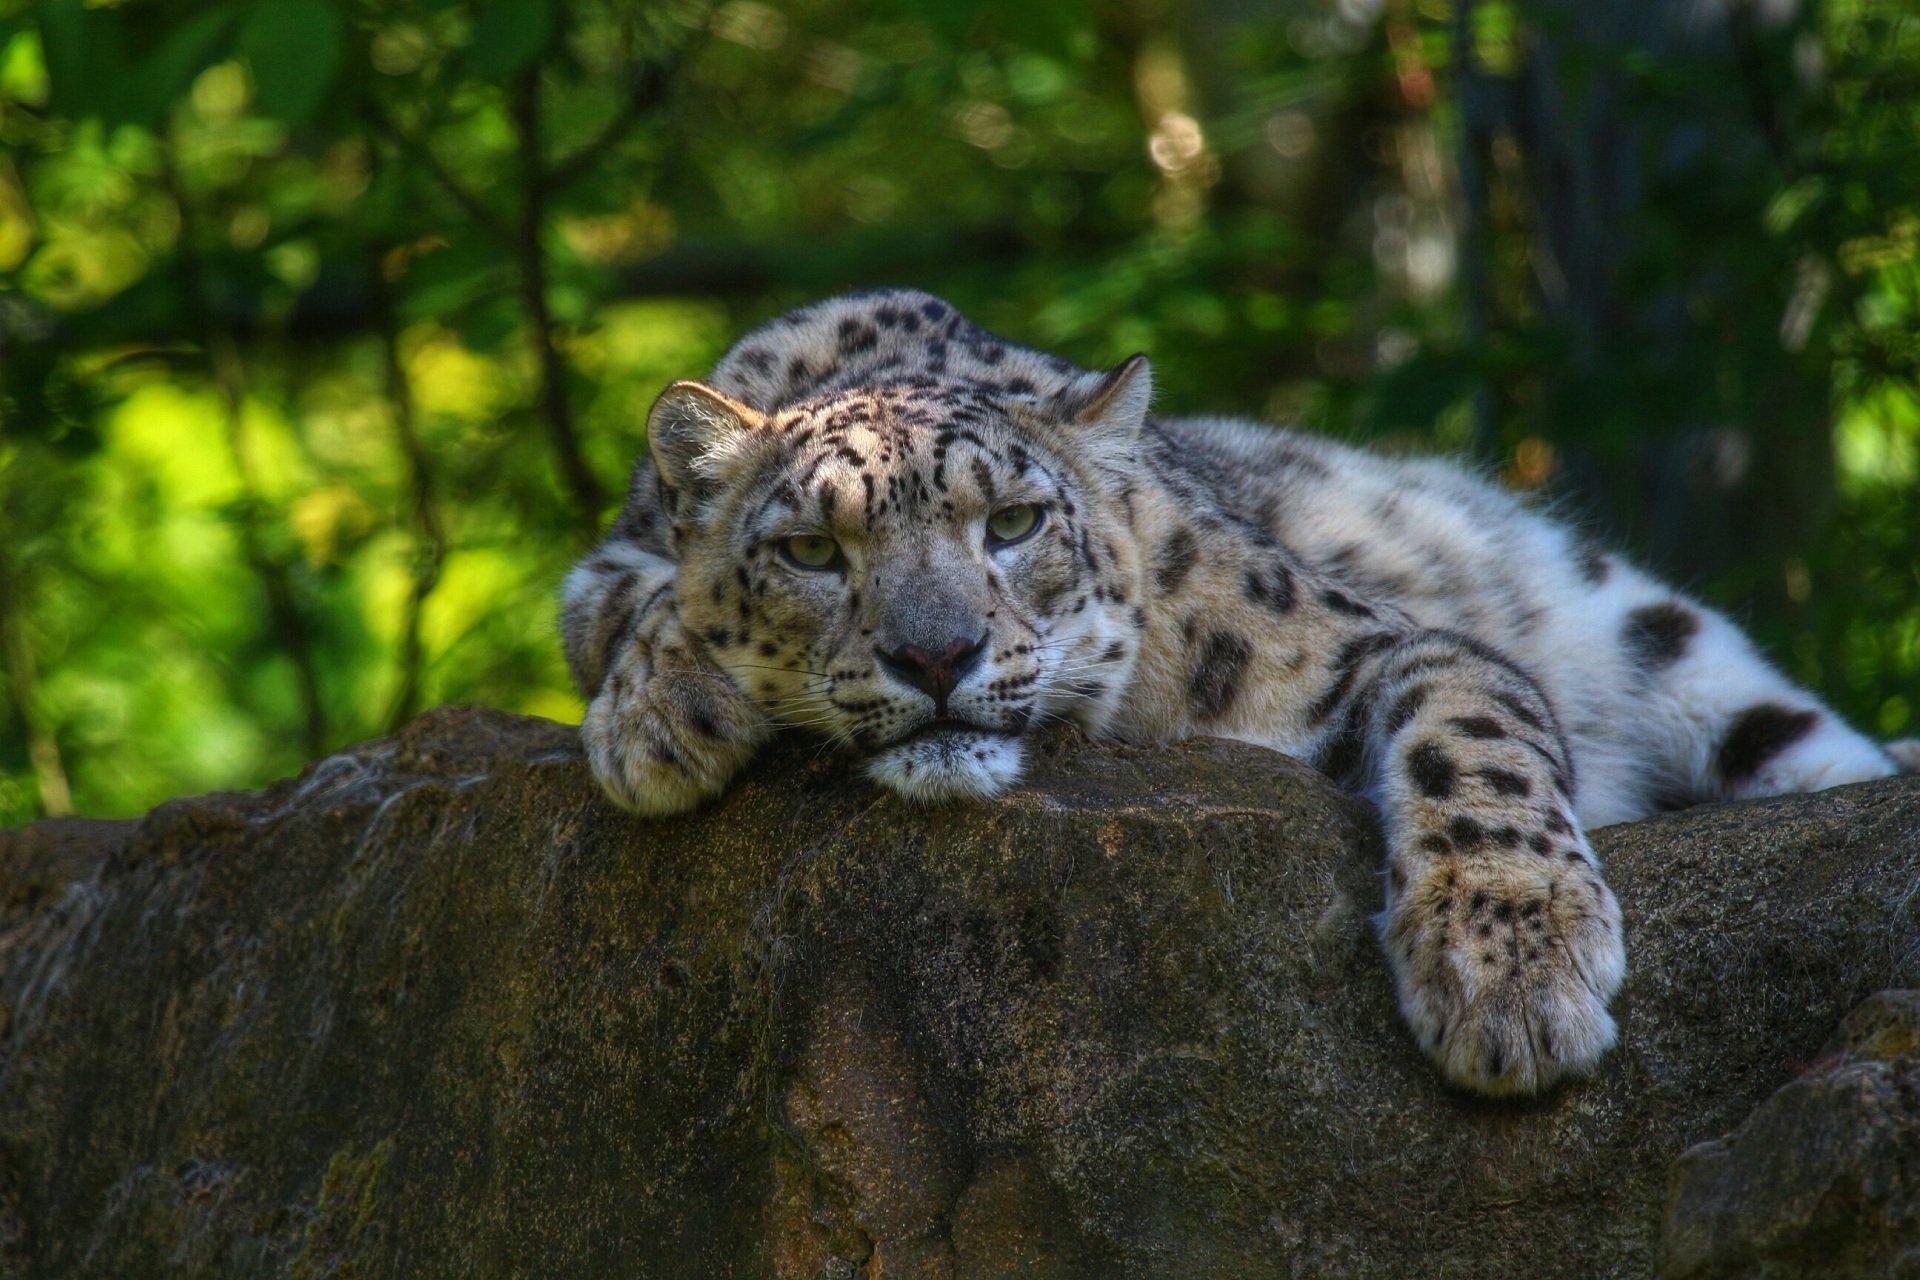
[{"x1": 655, "y1": 371, "x2": 1149, "y2": 802}]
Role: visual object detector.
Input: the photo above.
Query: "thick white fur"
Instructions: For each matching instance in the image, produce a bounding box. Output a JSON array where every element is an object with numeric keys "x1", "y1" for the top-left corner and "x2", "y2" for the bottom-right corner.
[{"x1": 863, "y1": 731, "x2": 1029, "y2": 804}]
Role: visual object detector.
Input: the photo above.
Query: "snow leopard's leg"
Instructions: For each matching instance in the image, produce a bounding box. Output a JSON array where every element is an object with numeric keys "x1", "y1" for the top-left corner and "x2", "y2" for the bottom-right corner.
[
  {"x1": 562, "y1": 481, "x2": 770, "y2": 815},
  {"x1": 1609, "y1": 586, "x2": 1903, "y2": 804},
  {"x1": 1324, "y1": 629, "x2": 1626, "y2": 1095}
]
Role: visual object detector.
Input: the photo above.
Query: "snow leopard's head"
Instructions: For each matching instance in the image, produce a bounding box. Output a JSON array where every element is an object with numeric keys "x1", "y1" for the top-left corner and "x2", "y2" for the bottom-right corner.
[{"x1": 649, "y1": 358, "x2": 1150, "y2": 803}]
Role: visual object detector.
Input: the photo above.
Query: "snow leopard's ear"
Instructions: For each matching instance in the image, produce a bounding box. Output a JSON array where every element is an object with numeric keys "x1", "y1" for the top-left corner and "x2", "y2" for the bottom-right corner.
[
  {"x1": 647, "y1": 381, "x2": 772, "y2": 496},
  {"x1": 1061, "y1": 354, "x2": 1152, "y2": 468}
]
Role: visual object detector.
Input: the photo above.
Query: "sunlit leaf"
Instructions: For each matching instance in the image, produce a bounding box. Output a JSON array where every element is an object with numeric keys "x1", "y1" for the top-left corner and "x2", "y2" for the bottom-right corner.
[{"x1": 0, "y1": 26, "x2": 51, "y2": 105}]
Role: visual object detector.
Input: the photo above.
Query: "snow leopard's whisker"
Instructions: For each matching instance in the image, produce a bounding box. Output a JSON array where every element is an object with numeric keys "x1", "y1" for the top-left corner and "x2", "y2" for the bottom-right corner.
[
  {"x1": 764, "y1": 697, "x2": 840, "y2": 726},
  {"x1": 1037, "y1": 662, "x2": 1124, "y2": 688},
  {"x1": 643, "y1": 664, "x2": 749, "y2": 684},
  {"x1": 805, "y1": 721, "x2": 861, "y2": 760},
  {"x1": 713, "y1": 662, "x2": 836, "y2": 681}
]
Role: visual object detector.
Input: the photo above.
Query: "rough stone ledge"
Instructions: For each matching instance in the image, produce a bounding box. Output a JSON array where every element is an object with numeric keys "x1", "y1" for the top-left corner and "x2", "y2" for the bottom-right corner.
[{"x1": 1, "y1": 705, "x2": 1916, "y2": 1277}]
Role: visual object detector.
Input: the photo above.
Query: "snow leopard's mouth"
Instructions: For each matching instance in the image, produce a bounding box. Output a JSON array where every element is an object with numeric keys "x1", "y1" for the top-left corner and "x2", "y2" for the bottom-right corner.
[
  {"x1": 873, "y1": 715, "x2": 1023, "y2": 754},
  {"x1": 861, "y1": 718, "x2": 1032, "y2": 803}
]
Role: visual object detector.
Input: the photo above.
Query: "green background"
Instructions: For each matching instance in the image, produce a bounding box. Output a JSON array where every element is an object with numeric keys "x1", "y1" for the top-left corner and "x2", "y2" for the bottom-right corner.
[{"x1": 2, "y1": 0, "x2": 1916, "y2": 824}]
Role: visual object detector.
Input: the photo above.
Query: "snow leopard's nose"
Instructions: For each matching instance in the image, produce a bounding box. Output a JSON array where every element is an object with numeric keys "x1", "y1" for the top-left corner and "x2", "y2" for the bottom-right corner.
[{"x1": 876, "y1": 634, "x2": 987, "y2": 712}]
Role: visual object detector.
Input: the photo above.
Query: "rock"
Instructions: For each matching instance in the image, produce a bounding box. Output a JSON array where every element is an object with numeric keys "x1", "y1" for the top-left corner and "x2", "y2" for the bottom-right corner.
[
  {"x1": 0, "y1": 705, "x2": 1915, "y2": 1278},
  {"x1": 1661, "y1": 991, "x2": 1920, "y2": 1279}
]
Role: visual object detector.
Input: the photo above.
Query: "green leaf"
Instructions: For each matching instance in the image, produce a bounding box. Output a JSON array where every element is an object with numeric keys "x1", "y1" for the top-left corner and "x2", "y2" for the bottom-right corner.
[
  {"x1": 991, "y1": 0, "x2": 1087, "y2": 60},
  {"x1": 34, "y1": 0, "x2": 126, "y2": 120},
  {"x1": 900, "y1": 0, "x2": 977, "y2": 46},
  {"x1": 124, "y1": 4, "x2": 241, "y2": 127},
  {"x1": 395, "y1": 236, "x2": 509, "y2": 332},
  {"x1": 237, "y1": 0, "x2": 341, "y2": 124},
  {"x1": 452, "y1": 293, "x2": 521, "y2": 351},
  {"x1": 465, "y1": 0, "x2": 552, "y2": 80}
]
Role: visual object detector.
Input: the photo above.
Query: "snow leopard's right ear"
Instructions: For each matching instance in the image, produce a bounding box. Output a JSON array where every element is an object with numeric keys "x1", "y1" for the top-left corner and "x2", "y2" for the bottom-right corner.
[{"x1": 647, "y1": 381, "x2": 772, "y2": 497}]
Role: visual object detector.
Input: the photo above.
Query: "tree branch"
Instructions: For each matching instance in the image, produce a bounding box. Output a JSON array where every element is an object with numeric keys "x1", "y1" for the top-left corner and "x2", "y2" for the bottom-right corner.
[
  {"x1": 361, "y1": 102, "x2": 515, "y2": 244},
  {"x1": 160, "y1": 139, "x2": 329, "y2": 760},
  {"x1": 1725, "y1": 0, "x2": 1800, "y2": 183},
  {"x1": 14, "y1": 223, "x2": 1033, "y2": 352},
  {"x1": 510, "y1": 66, "x2": 605, "y2": 528},
  {"x1": 545, "y1": 57, "x2": 676, "y2": 193},
  {"x1": 1451, "y1": 0, "x2": 1498, "y2": 464},
  {"x1": 370, "y1": 256, "x2": 448, "y2": 732},
  {"x1": 0, "y1": 545, "x2": 73, "y2": 818}
]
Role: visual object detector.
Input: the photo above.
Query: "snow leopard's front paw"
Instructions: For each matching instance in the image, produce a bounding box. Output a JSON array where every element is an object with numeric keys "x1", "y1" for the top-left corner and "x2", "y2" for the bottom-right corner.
[
  {"x1": 580, "y1": 648, "x2": 770, "y2": 816},
  {"x1": 1380, "y1": 849, "x2": 1625, "y2": 1095}
]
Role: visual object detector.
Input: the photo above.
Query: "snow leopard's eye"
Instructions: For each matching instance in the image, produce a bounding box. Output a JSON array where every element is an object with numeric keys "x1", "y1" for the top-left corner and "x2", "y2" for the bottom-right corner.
[
  {"x1": 985, "y1": 503, "x2": 1043, "y2": 548},
  {"x1": 780, "y1": 534, "x2": 844, "y2": 571}
]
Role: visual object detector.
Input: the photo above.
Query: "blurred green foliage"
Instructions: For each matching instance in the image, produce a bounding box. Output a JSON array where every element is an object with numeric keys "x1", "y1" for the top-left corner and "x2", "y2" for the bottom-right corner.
[{"x1": 1, "y1": 0, "x2": 1916, "y2": 823}]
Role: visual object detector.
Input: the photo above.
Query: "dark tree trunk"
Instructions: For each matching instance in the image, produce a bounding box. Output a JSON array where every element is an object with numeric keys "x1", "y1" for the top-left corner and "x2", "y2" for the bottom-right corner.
[{"x1": 1469, "y1": 0, "x2": 1833, "y2": 604}]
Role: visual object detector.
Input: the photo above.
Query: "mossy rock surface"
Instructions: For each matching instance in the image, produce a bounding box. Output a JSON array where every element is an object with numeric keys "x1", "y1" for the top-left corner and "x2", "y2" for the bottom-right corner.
[{"x1": 1, "y1": 706, "x2": 1917, "y2": 1277}]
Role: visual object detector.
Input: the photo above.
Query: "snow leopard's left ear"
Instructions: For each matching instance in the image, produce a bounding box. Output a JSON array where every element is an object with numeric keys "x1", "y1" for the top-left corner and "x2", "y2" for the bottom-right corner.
[{"x1": 1062, "y1": 354, "x2": 1151, "y2": 468}]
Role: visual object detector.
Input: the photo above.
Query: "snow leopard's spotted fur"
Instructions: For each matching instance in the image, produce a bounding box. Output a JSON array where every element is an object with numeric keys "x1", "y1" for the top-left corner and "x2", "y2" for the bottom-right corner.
[{"x1": 562, "y1": 288, "x2": 1912, "y2": 1096}]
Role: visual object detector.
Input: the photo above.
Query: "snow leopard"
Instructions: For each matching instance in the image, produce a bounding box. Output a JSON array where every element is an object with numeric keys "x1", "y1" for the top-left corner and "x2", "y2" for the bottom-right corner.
[{"x1": 561, "y1": 288, "x2": 1915, "y2": 1096}]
